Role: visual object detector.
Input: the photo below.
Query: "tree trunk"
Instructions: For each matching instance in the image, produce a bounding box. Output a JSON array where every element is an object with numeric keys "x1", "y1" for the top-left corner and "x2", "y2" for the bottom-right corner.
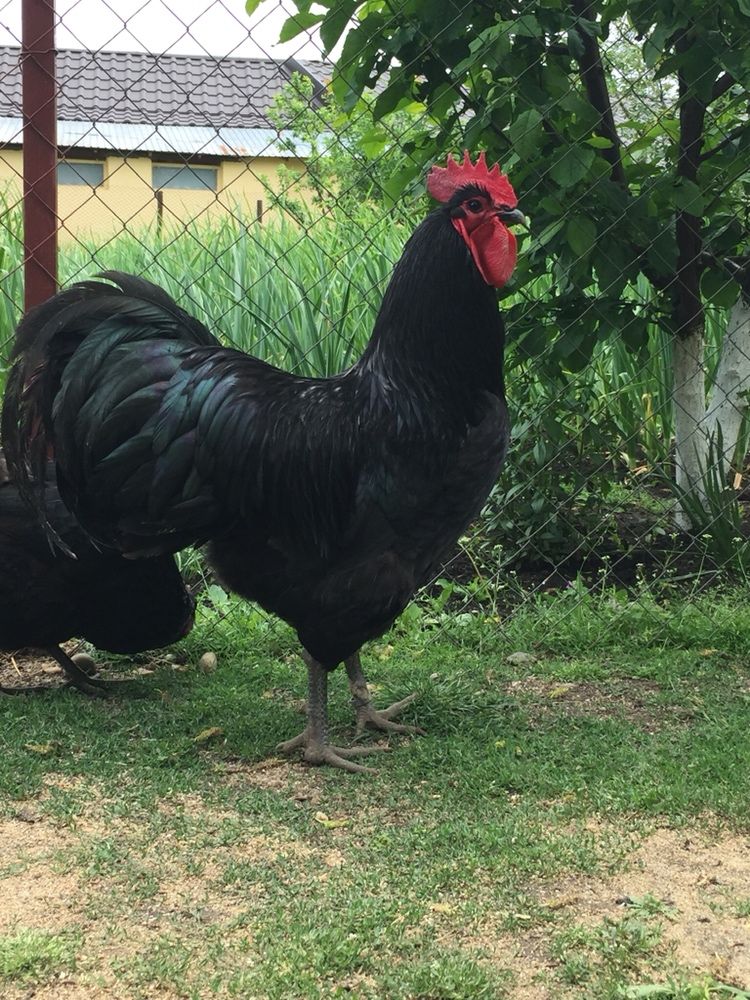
[
  {"x1": 671, "y1": 298, "x2": 750, "y2": 529},
  {"x1": 672, "y1": 327, "x2": 708, "y2": 529},
  {"x1": 700, "y1": 296, "x2": 750, "y2": 482},
  {"x1": 671, "y1": 37, "x2": 709, "y2": 529}
]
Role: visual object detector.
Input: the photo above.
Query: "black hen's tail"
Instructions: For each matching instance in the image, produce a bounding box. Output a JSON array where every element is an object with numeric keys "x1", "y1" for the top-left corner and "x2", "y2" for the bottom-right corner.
[{"x1": 2, "y1": 272, "x2": 220, "y2": 551}]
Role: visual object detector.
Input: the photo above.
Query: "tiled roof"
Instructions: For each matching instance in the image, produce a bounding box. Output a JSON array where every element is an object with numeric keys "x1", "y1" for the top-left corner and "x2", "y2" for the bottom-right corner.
[{"x1": 0, "y1": 47, "x2": 330, "y2": 129}]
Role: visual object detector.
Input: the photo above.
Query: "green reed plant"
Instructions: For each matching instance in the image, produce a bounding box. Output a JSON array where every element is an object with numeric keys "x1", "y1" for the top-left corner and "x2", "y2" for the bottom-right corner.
[
  {"x1": 658, "y1": 428, "x2": 750, "y2": 577},
  {"x1": 0, "y1": 188, "x2": 24, "y2": 395},
  {"x1": 58, "y1": 205, "x2": 406, "y2": 376}
]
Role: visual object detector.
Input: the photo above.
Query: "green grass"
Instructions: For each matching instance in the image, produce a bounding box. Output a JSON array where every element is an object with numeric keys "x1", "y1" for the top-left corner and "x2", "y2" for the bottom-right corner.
[
  {"x1": 1, "y1": 585, "x2": 749, "y2": 997},
  {"x1": 0, "y1": 928, "x2": 77, "y2": 983}
]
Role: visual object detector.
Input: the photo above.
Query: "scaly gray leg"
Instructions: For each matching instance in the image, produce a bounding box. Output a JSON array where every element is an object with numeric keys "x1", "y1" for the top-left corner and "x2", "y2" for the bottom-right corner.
[
  {"x1": 345, "y1": 652, "x2": 425, "y2": 737},
  {"x1": 277, "y1": 651, "x2": 387, "y2": 773},
  {"x1": 48, "y1": 649, "x2": 110, "y2": 697}
]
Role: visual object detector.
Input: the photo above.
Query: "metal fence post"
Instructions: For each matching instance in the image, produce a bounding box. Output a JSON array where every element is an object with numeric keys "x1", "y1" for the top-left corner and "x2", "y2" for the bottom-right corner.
[{"x1": 22, "y1": 0, "x2": 57, "y2": 310}]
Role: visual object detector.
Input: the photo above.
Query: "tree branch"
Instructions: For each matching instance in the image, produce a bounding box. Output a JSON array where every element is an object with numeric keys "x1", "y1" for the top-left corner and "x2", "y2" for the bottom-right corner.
[
  {"x1": 698, "y1": 122, "x2": 748, "y2": 162},
  {"x1": 711, "y1": 72, "x2": 736, "y2": 104},
  {"x1": 570, "y1": 0, "x2": 627, "y2": 187}
]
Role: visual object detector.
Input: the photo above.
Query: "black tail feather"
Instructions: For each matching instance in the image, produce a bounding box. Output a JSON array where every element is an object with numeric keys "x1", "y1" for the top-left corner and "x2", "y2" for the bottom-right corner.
[{"x1": 1, "y1": 271, "x2": 218, "y2": 553}]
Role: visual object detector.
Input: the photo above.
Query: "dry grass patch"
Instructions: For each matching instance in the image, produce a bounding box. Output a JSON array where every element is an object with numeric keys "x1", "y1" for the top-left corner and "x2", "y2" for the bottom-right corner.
[
  {"x1": 217, "y1": 755, "x2": 327, "y2": 804},
  {"x1": 505, "y1": 676, "x2": 694, "y2": 731}
]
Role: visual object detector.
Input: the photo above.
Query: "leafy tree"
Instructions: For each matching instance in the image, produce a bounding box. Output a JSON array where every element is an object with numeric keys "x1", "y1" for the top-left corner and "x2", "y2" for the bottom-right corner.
[
  {"x1": 268, "y1": 72, "x2": 419, "y2": 215},
  {"x1": 254, "y1": 0, "x2": 750, "y2": 526}
]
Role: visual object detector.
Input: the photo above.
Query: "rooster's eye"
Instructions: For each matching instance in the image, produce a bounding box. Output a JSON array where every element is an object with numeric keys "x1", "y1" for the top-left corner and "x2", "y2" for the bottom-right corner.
[{"x1": 467, "y1": 199, "x2": 483, "y2": 213}]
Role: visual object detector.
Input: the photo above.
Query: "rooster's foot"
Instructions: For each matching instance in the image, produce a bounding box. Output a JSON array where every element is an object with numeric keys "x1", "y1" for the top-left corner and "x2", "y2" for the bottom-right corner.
[
  {"x1": 345, "y1": 654, "x2": 425, "y2": 737},
  {"x1": 276, "y1": 651, "x2": 392, "y2": 773},
  {"x1": 277, "y1": 728, "x2": 386, "y2": 773},
  {"x1": 353, "y1": 694, "x2": 425, "y2": 737}
]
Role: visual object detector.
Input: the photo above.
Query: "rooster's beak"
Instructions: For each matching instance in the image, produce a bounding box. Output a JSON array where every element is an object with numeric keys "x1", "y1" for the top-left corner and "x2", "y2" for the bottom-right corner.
[{"x1": 496, "y1": 207, "x2": 526, "y2": 228}]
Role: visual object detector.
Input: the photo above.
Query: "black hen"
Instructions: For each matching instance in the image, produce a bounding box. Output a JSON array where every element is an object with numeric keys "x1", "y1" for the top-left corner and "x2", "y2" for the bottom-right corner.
[
  {"x1": 0, "y1": 449, "x2": 194, "y2": 694},
  {"x1": 3, "y1": 152, "x2": 522, "y2": 769}
]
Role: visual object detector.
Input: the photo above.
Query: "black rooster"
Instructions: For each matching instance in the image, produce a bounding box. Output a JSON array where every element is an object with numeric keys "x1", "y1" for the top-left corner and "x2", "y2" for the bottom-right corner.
[
  {"x1": 0, "y1": 448, "x2": 194, "y2": 695},
  {"x1": 3, "y1": 152, "x2": 522, "y2": 769}
]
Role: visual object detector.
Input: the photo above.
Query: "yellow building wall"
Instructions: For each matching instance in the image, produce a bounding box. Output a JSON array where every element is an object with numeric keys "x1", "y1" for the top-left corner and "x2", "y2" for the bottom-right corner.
[
  {"x1": 0, "y1": 148, "x2": 23, "y2": 213},
  {"x1": 0, "y1": 149, "x2": 306, "y2": 244}
]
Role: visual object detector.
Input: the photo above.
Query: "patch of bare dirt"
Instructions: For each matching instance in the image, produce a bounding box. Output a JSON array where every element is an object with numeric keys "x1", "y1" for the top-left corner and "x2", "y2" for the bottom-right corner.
[
  {"x1": 3, "y1": 984, "x2": 133, "y2": 1000},
  {"x1": 504, "y1": 677, "x2": 693, "y2": 732},
  {"x1": 457, "y1": 824, "x2": 750, "y2": 995},
  {"x1": 0, "y1": 793, "x2": 310, "y2": 999},
  {"x1": 0, "y1": 646, "x2": 181, "y2": 696},
  {"x1": 0, "y1": 648, "x2": 74, "y2": 693},
  {"x1": 615, "y1": 827, "x2": 750, "y2": 986},
  {"x1": 0, "y1": 818, "x2": 82, "y2": 934},
  {"x1": 218, "y1": 755, "x2": 327, "y2": 807}
]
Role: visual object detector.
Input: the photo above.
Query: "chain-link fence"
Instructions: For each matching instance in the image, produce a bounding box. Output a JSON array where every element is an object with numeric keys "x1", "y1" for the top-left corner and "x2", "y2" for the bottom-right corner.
[{"x1": 1, "y1": 0, "x2": 750, "y2": 650}]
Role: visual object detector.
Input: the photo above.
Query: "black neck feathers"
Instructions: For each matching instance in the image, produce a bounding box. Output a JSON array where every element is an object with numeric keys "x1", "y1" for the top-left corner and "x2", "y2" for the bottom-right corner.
[{"x1": 358, "y1": 209, "x2": 506, "y2": 407}]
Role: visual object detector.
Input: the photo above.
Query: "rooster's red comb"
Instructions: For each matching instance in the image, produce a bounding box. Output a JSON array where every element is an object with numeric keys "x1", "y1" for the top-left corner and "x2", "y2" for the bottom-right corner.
[{"x1": 427, "y1": 151, "x2": 516, "y2": 206}]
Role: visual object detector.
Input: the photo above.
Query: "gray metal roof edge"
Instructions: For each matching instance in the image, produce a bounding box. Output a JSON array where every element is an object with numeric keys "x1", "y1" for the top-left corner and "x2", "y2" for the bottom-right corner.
[{"x1": 0, "y1": 117, "x2": 311, "y2": 158}]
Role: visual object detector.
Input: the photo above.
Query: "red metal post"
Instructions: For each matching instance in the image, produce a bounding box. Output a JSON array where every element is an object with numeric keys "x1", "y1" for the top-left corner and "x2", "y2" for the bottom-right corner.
[{"x1": 22, "y1": 0, "x2": 57, "y2": 310}]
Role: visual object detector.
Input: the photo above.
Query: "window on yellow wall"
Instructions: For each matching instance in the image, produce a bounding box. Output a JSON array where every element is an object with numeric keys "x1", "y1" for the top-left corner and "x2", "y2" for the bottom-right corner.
[
  {"x1": 153, "y1": 165, "x2": 217, "y2": 191},
  {"x1": 58, "y1": 161, "x2": 104, "y2": 186}
]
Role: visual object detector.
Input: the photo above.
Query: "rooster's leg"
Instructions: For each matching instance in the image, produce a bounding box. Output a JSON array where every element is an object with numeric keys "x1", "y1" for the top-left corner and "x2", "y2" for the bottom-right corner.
[
  {"x1": 345, "y1": 653, "x2": 425, "y2": 737},
  {"x1": 277, "y1": 652, "x2": 387, "y2": 773},
  {"x1": 45, "y1": 647, "x2": 110, "y2": 698}
]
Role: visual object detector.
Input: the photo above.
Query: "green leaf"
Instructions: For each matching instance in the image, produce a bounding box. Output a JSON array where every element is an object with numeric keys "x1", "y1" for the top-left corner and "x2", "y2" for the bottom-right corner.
[
  {"x1": 508, "y1": 108, "x2": 543, "y2": 160},
  {"x1": 245, "y1": 0, "x2": 263, "y2": 14},
  {"x1": 567, "y1": 27, "x2": 586, "y2": 59},
  {"x1": 382, "y1": 161, "x2": 423, "y2": 205},
  {"x1": 701, "y1": 268, "x2": 741, "y2": 308},
  {"x1": 642, "y1": 24, "x2": 671, "y2": 68},
  {"x1": 359, "y1": 127, "x2": 387, "y2": 158},
  {"x1": 622, "y1": 985, "x2": 674, "y2": 997},
  {"x1": 193, "y1": 727, "x2": 225, "y2": 747},
  {"x1": 535, "y1": 217, "x2": 566, "y2": 250},
  {"x1": 314, "y1": 811, "x2": 351, "y2": 829},
  {"x1": 626, "y1": 134, "x2": 659, "y2": 155},
  {"x1": 320, "y1": 0, "x2": 358, "y2": 53},
  {"x1": 279, "y1": 11, "x2": 323, "y2": 43},
  {"x1": 515, "y1": 14, "x2": 541, "y2": 37},
  {"x1": 24, "y1": 742, "x2": 61, "y2": 757},
  {"x1": 374, "y1": 77, "x2": 410, "y2": 120},
  {"x1": 678, "y1": 39, "x2": 722, "y2": 101},
  {"x1": 585, "y1": 135, "x2": 614, "y2": 149},
  {"x1": 540, "y1": 195, "x2": 564, "y2": 215},
  {"x1": 424, "y1": 82, "x2": 456, "y2": 122},
  {"x1": 672, "y1": 179, "x2": 706, "y2": 215},
  {"x1": 620, "y1": 314, "x2": 649, "y2": 350},
  {"x1": 549, "y1": 146, "x2": 596, "y2": 188},
  {"x1": 566, "y1": 215, "x2": 597, "y2": 256},
  {"x1": 332, "y1": 12, "x2": 387, "y2": 110},
  {"x1": 646, "y1": 228, "x2": 677, "y2": 277}
]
